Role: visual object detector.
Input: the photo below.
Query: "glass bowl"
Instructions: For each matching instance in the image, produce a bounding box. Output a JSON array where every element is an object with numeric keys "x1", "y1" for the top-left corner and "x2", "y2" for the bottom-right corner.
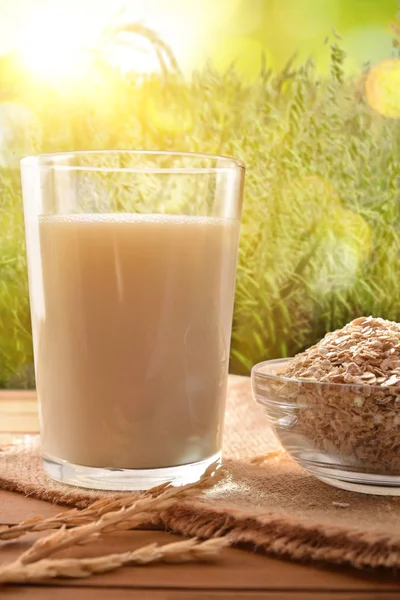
[{"x1": 251, "y1": 358, "x2": 400, "y2": 495}]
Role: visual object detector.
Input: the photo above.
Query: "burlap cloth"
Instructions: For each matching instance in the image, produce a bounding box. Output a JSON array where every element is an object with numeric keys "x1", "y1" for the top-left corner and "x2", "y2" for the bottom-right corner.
[{"x1": 2, "y1": 375, "x2": 400, "y2": 569}]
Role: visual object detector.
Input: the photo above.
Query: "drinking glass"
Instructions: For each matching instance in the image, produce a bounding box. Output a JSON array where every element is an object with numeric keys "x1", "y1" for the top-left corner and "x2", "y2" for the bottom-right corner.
[{"x1": 21, "y1": 151, "x2": 245, "y2": 490}]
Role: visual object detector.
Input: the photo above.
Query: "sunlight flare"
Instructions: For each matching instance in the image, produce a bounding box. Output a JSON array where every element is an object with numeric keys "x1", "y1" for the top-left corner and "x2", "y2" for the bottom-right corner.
[{"x1": 16, "y1": 8, "x2": 92, "y2": 82}]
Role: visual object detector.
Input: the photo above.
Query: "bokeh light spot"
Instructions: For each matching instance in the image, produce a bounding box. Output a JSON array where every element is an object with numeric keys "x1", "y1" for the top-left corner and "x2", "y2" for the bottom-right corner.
[{"x1": 365, "y1": 58, "x2": 400, "y2": 118}]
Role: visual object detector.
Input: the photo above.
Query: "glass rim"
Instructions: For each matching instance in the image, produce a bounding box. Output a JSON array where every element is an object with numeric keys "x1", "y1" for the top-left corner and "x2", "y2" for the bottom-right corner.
[
  {"x1": 20, "y1": 149, "x2": 246, "y2": 175},
  {"x1": 251, "y1": 358, "x2": 400, "y2": 392}
]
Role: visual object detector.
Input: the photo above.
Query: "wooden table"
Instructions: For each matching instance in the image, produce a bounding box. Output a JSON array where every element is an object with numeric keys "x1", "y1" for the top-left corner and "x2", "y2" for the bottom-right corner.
[{"x1": 1, "y1": 389, "x2": 400, "y2": 598}]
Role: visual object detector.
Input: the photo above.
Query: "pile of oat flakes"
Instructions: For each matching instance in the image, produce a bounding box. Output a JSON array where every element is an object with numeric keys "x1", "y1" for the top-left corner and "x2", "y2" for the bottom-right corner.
[{"x1": 279, "y1": 316, "x2": 400, "y2": 473}]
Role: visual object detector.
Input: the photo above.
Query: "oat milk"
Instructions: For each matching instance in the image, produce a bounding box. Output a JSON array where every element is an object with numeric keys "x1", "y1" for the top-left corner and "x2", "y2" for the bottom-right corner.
[{"x1": 34, "y1": 213, "x2": 239, "y2": 469}]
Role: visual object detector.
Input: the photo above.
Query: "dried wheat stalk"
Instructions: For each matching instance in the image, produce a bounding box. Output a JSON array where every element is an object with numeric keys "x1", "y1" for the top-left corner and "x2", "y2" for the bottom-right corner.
[
  {"x1": 0, "y1": 487, "x2": 166, "y2": 543},
  {"x1": 0, "y1": 462, "x2": 221, "y2": 544},
  {"x1": 17, "y1": 463, "x2": 222, "y2": 565},
  {"x1": 0, "y1": 537, "x2": 228, "y2": 584},
  {"x1": 0, "y1": 497, "x2": 137, "y2": 542}
]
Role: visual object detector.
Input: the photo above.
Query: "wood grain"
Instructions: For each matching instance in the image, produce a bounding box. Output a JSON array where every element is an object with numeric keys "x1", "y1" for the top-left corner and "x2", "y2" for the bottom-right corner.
[
  {"x1": 0, "y1": 391, "x2": 38, "y2": 438},
  {"x1": 0, "y1": 490, "x2": 61, "y2": 525},
  {"x1": 3, "y1": 591, "x2": 400, "y2": 599}
]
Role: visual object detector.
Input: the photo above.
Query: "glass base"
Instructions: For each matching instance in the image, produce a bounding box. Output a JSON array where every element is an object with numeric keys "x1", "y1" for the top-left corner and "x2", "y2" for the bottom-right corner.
[
  {"x1": 42, "y1": 452, "x2": 221, "y2": 491},
  {"x1": 315, "y1": 474, "x2": 400, "y2": 496},
  {"x1": 298, "y1": 457, "x2": 400, "y2": 496}
]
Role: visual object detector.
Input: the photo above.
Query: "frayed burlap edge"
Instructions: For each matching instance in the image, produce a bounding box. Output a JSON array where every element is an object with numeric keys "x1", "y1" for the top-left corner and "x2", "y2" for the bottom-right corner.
[{"x1": 159, "y1": 501, "x2": 400, "y2": 570}]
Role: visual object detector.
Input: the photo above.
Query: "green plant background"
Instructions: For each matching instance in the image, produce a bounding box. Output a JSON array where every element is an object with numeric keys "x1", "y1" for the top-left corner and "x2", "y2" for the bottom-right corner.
[{"x1": 1, "y1": 20, "x2": 400, "y2": 387}]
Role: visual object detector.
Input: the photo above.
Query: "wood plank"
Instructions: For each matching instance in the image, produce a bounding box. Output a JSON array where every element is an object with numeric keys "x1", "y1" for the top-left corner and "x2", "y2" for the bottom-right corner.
[
  {"x1": 0, "y1": 391, "x2": 36, "y2": 401},
  {"x1": 0, "y1": 390, "x2": 37, "y2": 445},
  {"x1": 1, "y1": 590, "x2": 400, "y2": 599},
  {"x1": 0, "y1": 490, "x2": 62, "y2": 525},
  {"x1": 0, "y1": 391, "x2": 39, "y2": 435},
  {"x1": 0, "y1": 420, "x2": 39, "y2": 433},
  {"x1": 0, "y1": 399, "x2": 37, "y2": 413},
  {"x1": 1, "y1": 527, "x2": 400, "y2": 592}
]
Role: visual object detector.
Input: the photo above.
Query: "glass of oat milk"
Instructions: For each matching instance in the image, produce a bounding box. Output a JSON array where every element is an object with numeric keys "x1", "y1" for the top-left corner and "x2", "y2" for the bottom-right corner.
[{"x1": 20, "y1": 151, "x2": 245, "y2": 490}]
